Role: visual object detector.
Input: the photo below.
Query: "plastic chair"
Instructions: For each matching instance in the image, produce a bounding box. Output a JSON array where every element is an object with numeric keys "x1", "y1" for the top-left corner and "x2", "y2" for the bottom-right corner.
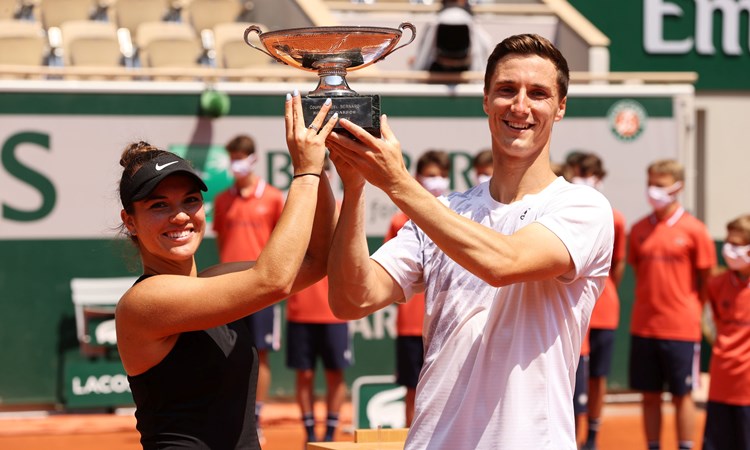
[
  {"x1": 212, "y1": 21, "x2": 270, "y2": 69},
  {"x1": 112, "y1": 0, "x2": 171, "y2": 41},
  {"x1": 185, "y1": 0, "x2": 240, "y2": 33},
  {"x1": 0, "y1": 0, "x2": 19, "y2": 19},
  {"x1": 0, "y1": 19, "x2": 46, "y2": 66},
  {"x1": 136, "y1": 20, "x2": 202, "y2": 69},
  {"x1": 60, "y1": 20, "x2": 121, "y2": 67},
  {"x1": 38, "y1": 0, "x2": 96, "y2": 29},
  {"x1": 70, "y1": 277, "x2": 136, "y2": 358}
]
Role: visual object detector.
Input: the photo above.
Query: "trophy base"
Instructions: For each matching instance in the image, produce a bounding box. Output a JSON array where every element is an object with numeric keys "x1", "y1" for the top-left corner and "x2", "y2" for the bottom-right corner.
[{"x1": 302, "y1": 95, "x2": 381, "y2": 138}]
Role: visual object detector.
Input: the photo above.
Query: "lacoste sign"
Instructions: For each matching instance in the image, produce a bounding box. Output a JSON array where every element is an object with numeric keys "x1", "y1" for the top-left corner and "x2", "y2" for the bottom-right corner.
[{"x1": 71, "y1": 374, "x2": 131, "y2": 396}]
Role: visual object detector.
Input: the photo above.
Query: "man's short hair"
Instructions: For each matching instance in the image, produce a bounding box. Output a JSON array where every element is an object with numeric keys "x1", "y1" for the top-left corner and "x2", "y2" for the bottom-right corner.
[
  {"x1": 483, "y1": 33, "x2": 570, "y2": 99},
  {"x1": 648, "y1": 159, "x2": 684, "y2": 182},
  {"x1": 579, "y1": 153, "x2": 606, "y2": 179},
  {"x1": 727, "y1": 215, "x2": 750, "y2": 244},
  {"x1": 565, "y1": 151, "x2": 586, "y2": 168},
  {"x1": 473, "y1": 149, "x2": 493, "y2": 168},
  {"x1": 225, "y1": 135, "x2": 256, "y2": 156},
  {"x1": 416, "y1": 150, "x2": 451, "y2": 175}
]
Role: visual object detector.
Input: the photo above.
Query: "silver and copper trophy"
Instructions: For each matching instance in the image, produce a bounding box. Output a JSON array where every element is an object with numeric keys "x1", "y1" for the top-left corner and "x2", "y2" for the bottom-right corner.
[{"x1": 244, "y1": 23, "x2": 416, "y2": 137}]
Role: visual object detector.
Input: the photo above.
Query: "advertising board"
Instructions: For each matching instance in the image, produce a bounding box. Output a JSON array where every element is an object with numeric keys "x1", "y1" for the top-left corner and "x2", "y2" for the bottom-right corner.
[{"x1": 0, "y1": 80, "x2": 694, "y2": 405}]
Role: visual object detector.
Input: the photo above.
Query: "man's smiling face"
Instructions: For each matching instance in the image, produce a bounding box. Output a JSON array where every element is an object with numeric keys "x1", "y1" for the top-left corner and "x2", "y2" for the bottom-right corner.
[{"x1": 483, "y1": 54, "x2": 567, "y2": 162}]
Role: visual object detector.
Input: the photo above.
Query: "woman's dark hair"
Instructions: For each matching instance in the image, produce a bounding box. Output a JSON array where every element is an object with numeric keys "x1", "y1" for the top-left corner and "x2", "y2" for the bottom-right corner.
[{"x1": 118, "y1": 141, "x2": 171, "y2": 213}]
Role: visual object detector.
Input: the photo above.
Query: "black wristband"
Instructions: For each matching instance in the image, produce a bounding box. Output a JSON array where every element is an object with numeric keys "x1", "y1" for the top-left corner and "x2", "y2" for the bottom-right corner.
[{"x1": 293, "y1": 172, "x2": 321, "y2": 179}]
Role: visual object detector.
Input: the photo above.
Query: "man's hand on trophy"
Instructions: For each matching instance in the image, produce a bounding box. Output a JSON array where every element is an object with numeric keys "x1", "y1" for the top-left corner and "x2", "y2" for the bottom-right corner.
[
  {"x1": 326, "y1": 114, "x2": 411, "y2": 193},
  {"x1": 285, "y1": 90, "x2": 338, "y2": 176},
  {"x1": 328, "y1": 145, "x2": 366, "y2": 191}
]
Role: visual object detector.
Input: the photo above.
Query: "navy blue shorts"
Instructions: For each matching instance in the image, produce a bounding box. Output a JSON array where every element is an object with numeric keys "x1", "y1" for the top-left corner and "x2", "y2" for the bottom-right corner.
[
  {"x1": 395, "y1": 336, "x2": 424, "y2": 388},
  {"x1": 628, "y1": 335, "x2": 699, "y2": 396},
  {"x1": 285, "y1": 322, "x2": 352, "y2": 370},
  {"x1": 703, "y1": 401, "x2": 750, "y2": 450},
  {"x1": 589, "y1": 328, "x2": 616, "y2": 378},
  {"x1": 574, "y1": 355, "x2": 589, "y2": 415},
  {"x1": 242, "y1": 304, "x2": 280, "y2": 351}
]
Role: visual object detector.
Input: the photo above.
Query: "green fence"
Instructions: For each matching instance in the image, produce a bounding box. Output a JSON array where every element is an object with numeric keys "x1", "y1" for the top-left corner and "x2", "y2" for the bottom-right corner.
[
  {"x1": 0, "y1": 84, "x2": 696, "y2": 408},
  {"x1": 0, "y1": 235, "x2": 719, "y2": 408}
]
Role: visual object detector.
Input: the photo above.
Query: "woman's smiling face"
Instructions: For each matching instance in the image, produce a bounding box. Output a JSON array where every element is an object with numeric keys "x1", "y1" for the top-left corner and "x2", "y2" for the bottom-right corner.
[{"x1": 123, "y1": 173, "x2": 206, "y2": 266}]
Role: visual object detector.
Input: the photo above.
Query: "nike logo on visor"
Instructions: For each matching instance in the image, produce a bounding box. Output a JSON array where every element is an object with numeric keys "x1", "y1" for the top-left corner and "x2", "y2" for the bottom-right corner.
[{"x1": 155, "y1": 161, "x2": 179, "y2": 171}]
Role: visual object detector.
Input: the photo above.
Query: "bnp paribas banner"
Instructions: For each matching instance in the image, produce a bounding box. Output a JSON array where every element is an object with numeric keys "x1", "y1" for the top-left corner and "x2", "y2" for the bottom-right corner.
[
  {"x1": 570, "y1": 0, "x2": 750, "y2": 90},
  {"x1": 0, "y1": 81, "x2": 693, "y2": 406}
]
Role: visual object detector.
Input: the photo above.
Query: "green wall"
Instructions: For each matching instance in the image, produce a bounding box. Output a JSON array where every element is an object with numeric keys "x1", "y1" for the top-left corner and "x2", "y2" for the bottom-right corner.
[
  {"x1": 0, "y1": 236, "x2": 394, "y2": 406},
  {"x1": 569, "y1": 0, "x2": 750, "y2": 90},
  {"x1": 0, "y1": 87, "x2": 687, "y2": 407},
  {"x1": 0, "y1": 235, "x2": 717, "y2": 405}
]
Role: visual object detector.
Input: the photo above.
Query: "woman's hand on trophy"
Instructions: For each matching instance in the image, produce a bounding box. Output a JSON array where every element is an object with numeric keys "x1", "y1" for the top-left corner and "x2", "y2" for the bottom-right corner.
[
  {"x1": 326, "y1": 114, "x2": 410, "y2": 194},
  {"x1": 285, "y1": 90, "x2": 338, "y2": 176}
]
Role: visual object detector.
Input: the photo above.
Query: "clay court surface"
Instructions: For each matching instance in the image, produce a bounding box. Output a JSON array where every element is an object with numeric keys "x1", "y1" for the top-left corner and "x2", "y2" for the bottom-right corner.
[{"x1": 0, "y1": 400, "x2": 705, "y2": 449}]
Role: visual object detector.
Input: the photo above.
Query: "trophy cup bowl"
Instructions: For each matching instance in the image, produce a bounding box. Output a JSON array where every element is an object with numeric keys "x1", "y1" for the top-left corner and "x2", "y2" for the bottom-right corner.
[{"x1": 244, "y1": 23, "x2": 416, "y2": 137}]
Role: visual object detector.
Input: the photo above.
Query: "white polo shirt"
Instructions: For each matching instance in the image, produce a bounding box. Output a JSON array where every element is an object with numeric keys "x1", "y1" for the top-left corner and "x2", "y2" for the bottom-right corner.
[{"x1": 372, "y1": 177, "x2": 614, "y2": 450}]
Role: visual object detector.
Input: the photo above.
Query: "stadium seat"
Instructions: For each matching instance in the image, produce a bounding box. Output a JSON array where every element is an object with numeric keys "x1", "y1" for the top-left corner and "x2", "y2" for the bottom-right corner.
[
  {"x1": 0, "y1": 19, "x2": 46, "y2": 66},
  {"x1": 0, "y1": 0, "x2": 19, "y2": 19},
  {"x1": 185, "y1": 0, "x2": 241, "y2": 33},
  {"x1": 212, "y1": 21, "x2": 271, "y2": 69},
  {"x1": 38, "y1": 0, "x2": 97, "y2": 29},
  {"x1": 60, "y1": 20, "x2": 121, "y2": 67},
  {"x1": 112, "y1": 0, "x2": 171, "y2": 41},
  {"x1": 136, "y1": 20, "x2": 202, "y2": 69}
]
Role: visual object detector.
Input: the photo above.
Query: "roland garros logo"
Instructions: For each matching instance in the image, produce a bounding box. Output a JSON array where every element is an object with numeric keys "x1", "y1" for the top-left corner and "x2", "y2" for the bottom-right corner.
[{"x1": 607, "y1": 100, "x2": 647, "y2": 141}]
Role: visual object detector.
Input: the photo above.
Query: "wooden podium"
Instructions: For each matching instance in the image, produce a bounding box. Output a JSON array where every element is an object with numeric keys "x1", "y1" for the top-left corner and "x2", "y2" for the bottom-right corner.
[{"x1": 307, "y1": 428, "x2": 408, "y2": 450}]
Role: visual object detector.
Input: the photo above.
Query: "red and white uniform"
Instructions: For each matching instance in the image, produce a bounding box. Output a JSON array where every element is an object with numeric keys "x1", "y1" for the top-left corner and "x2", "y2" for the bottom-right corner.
[
  {"x1": 590, "y1": 208, "x2": 626, "y2": 330},
  {"x1": 213, "y1": 179, "x2": 284, "y2": 262},
  {"x1": 707, "y1": 271, "x2": 750, "y2": 405},
  {"x1": 629, "y1": 207, "x2": 717, "y2": 342},
  {"x1": 385, "y1": 211, "x2": 425, "y2": 337},
  {"x1": 286, "y1": 277, "x2": 345, "y2": 324}
]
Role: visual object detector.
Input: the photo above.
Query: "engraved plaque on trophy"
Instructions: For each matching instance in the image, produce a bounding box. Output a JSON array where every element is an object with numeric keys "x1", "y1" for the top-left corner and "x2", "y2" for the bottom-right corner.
[{"x1": 244, "y1": 23, "x2": 416, "y2": 137}]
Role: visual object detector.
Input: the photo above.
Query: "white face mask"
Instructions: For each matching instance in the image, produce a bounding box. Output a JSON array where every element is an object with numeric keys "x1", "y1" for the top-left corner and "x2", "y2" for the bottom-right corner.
[
  {"x1": 722, "y1": 242, "x2": 750, "y2": 271},
  {"x1": 647, "y1": 181, "x2": 682, "y2": 211},
  {"x1": 476, "y1": 174, "x2": 492, "y2": 185},
  {"x1": 419, "y1": 176, "x2": 450, "y2": 197},
  {"x1": 230, "y1": 154, "x2": 257, "y2": 178},
  {"x1": 572, "y1": 176, "x2": 603, "y2": 191}
]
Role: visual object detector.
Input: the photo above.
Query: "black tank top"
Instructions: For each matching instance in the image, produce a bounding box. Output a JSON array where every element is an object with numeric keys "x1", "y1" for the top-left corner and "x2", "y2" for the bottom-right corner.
[{"x1": 127, "y1": 275, "x2": 260, "y2": 449}]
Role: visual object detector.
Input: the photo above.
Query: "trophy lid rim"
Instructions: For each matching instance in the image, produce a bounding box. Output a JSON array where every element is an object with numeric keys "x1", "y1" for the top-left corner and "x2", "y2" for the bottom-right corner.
[{"x1": 257, "y1": 25, "x2": 403, "y2": 39}]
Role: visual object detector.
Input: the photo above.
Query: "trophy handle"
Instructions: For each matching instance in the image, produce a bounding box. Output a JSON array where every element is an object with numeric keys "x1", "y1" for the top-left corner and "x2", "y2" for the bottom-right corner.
[
  {"x1": 244, "y1": 25, "x2": 275, "y2": 59},
  {"x1": 389, "y1": 22, "x2": 417, "y2": 55}
]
